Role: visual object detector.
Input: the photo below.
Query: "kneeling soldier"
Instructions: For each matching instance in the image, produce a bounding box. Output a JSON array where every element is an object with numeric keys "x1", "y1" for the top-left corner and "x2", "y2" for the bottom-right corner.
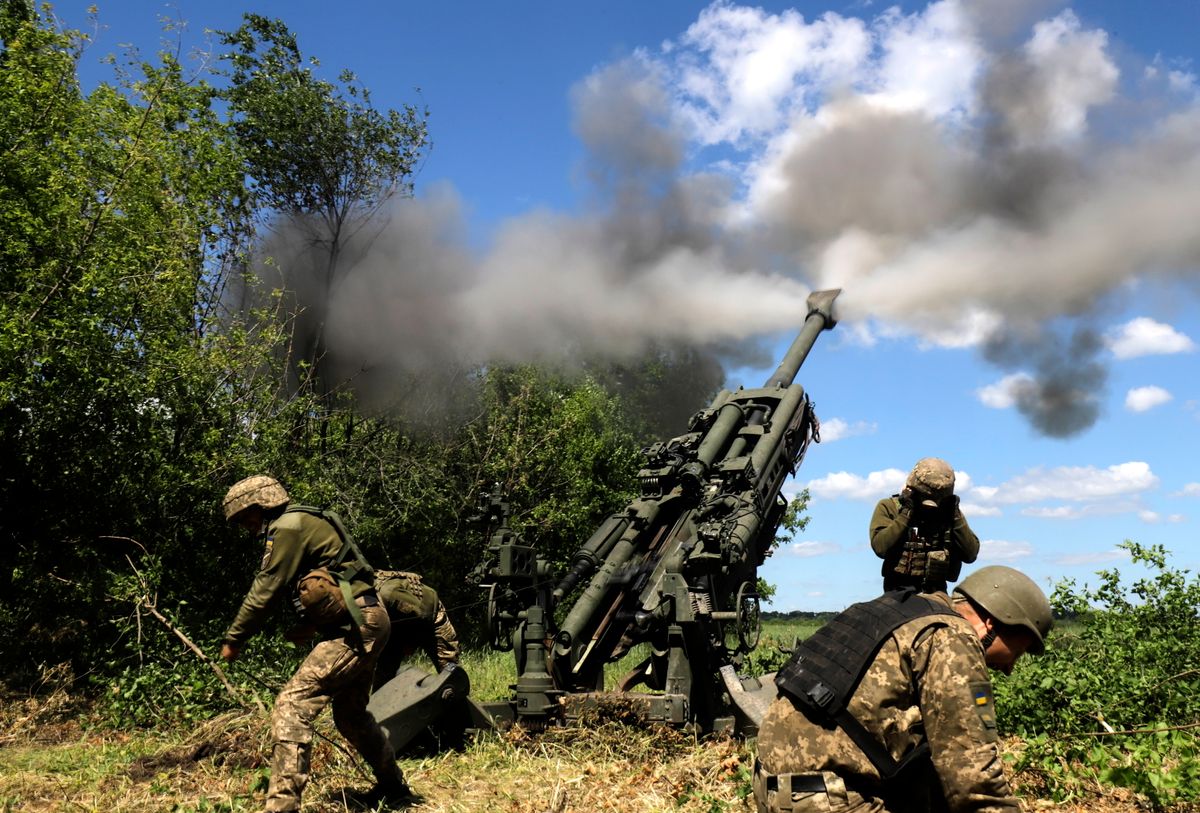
[{"x1": 755, "y1": 566, "x2": 1052, "y2": 813}]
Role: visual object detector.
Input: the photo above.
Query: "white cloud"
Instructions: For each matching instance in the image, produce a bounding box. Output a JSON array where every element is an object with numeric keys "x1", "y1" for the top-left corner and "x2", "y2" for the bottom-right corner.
[
  {"x1": 806, "y1": 468, "x2": 906, "y2": 500},
  {"x1": 818, "y1": 417, "x2": 877, "y2": 442},
  {"x1": 959, "y1": 502, "x2": 1001, "y2": 517},
  {"x1": 872, "y1": 0, "x2": 982, "y2": 120},
  {"x1": 980, "y1": 462, "x2": 1158, "y2": 504},
  {"x1": 1016, "y1": 10, "x2": 1118, "y2": 145},
  {"x1": 1021, "y1": 500, "x2": 1141, "y2": 520},
  {"x1": 1125, "y1": 385, "x2": 1172, "y2": 413},
  {"x1": 976, "y1": 373, "x2": 1035, "y2": 409},
  {"x1": 786, "y1": 540, "x2": 841, "y2": 557},
  {"x1": 1053, "y1": 548, "x2": 1131, "y2": 566},
  {"x1": 1172, "y1": 483, "x2": 1200, "y2": 498},
  {"x1": 1107, "y1": 317, "x2": 1196, "y2": 359},
  {"x1": 916, "y1": 308, "x2": 1003, "y2": 349},
  {"x1": 979, "y1": 540, "x2": 1033, "y2": 561},
  {"x1": 674, "y1": 4, "x2": 871, "y2": 145}
]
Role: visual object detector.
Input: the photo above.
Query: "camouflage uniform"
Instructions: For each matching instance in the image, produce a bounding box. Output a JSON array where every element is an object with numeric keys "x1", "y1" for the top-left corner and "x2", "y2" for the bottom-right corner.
[
  {"x1": 223, "y1": 509, "x2": 406, "y2": 813},
  {"x1": 755, "y1": 592, "x2": 1016, "y2": 813},
  {"x1": 373, "y1": 570, "x2": 460, "y2": 690},
  {"x1": 870, "y1": 496, "x2": 979, "y2": 593}
]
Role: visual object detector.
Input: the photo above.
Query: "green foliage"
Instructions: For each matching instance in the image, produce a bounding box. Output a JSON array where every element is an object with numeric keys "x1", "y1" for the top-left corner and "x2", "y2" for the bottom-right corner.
[
  {"x1": 995, "y1": 541, "x2": 1200, "y2": 807},
  {"x1": 0, "y1": 6, "x2": 262, "y2": 682},
  {"x1": 215, "y1": 14, "x2": 428, "y2": 394}
]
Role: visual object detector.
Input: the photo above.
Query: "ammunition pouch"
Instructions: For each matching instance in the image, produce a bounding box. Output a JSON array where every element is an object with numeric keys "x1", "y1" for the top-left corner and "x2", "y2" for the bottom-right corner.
[
  {"x1": 892, "y1": 528, "x2": 958, "y2": 584},
  {"x1": 297, "y1": 568, "x2": 349, "y2": 625}
]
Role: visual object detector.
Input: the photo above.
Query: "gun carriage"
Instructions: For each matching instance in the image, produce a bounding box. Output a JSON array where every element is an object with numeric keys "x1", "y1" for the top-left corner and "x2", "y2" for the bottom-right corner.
[{"x1": 466, "y1": 289, "x2": 841, "y2": 734}]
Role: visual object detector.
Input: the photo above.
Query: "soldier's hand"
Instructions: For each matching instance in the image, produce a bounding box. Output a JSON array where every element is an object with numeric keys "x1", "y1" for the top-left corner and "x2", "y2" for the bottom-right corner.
[
  {"x1": 898, "y1": 488, "x2": 915, "y2": 513},
  {"x1": 220, "y1": 642, "x2": 241, "y2": 662},
  {"x1": 285, "y1": 624, "x2": 317, "y2": 644}
]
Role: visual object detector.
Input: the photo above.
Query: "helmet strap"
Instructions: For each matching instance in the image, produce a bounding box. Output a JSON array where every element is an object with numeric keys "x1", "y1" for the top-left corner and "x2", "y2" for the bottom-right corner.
[{"x1": 980, "y1": 627, "x2": 997, "y2": 652}]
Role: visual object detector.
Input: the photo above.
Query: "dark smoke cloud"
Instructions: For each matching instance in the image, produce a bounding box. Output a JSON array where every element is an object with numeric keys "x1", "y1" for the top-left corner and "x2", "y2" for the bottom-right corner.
[
  {"x1": 247, "y1": 56, "x2": 816, "y2": 427},
  {"x1": 982, "y1": 325, "x2": 1108, "y2": 437}
]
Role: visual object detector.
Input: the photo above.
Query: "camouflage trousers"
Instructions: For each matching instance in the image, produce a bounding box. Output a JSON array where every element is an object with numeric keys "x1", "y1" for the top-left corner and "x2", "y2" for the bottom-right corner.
[
  {"x1": 266, "y1": 603, "x2": 403, "y2": 812},
  {"x1": 373, "y1": 602, "x2": 461, "y2": 690},
  {"x1": 753, "y1": 766, "x2": 886, "y2": 813}
]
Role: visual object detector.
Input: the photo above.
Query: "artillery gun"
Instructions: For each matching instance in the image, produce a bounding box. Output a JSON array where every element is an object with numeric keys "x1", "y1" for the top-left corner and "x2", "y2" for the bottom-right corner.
[{"x1": 468, "y1": 289, "x2": 841, "y2": 734}]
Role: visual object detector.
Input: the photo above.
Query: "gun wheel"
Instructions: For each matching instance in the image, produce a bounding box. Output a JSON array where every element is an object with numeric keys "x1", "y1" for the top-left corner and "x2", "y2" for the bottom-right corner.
[{"x1": 736, "y1": 581, "x2": 761, "y2": 651}]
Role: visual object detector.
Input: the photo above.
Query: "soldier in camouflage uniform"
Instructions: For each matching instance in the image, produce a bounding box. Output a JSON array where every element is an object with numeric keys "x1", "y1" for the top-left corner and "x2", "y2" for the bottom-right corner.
[
  {"x1": 372, "y1": 570, "x2": 461, "y2": 691},
  {"x1": 218, "y1": 476, "x2": 415, "y2": 812},
  {"x1": 755, "y1": 566, "x2": 1052, "y2": 813},
  {"x1": 870, "y1": 458, "x2": 980, "y2": 593}
]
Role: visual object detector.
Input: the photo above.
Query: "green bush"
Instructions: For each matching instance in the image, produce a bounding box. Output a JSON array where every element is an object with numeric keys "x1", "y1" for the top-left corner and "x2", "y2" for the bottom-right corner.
[{"x1": 995, "y1": 541, "x2": 1200, "y2": 808}]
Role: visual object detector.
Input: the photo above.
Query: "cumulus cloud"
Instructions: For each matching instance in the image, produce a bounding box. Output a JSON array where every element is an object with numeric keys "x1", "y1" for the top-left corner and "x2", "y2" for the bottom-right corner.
[
  {"x1": 979, "y1": 539, "x2": 1033, "y2": 561},
  {"x1": 1172, "y1": 483, "x2": 1200, "y2": 497},
  {"x1": 786, "y1": 540, "x2": 842, "y2": 557},
  {"x1": 1125, "y1": 385, "x2": 1172, "y2": 413},
  {"x1": 959, "y1": 502, "x2": 1001, "y2": 517},
  {"x1": 977, "y1": 373, "x2": 1035, "y2": 409},
  {"x1": 973, "y1": 462, "x2": 1159, "y2": 504},
  {"x1": 1053, "y1": 548, "x2": 1131, "y2": 566},
  {"x1": 806, "y1": 468, "x2": 906, "y2": 500},
  {"x1": 1107, "y1": 317, "x2": 1196, "y2": 359},
  {"x1": 818, "y1": 417, "x2": 877, "y2": 442}
]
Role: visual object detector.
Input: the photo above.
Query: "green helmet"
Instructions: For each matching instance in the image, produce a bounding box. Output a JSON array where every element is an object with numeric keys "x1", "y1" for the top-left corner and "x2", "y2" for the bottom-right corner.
[
  {"x1": 954, "y1": 565, "x2": 1052, "y2": 654},
  {"x1": 223, "y1": 475, "x2": 289, "y2": 522}
]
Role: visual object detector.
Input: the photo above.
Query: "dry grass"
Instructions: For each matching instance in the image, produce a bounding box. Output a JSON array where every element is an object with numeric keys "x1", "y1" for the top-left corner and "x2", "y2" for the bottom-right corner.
[{"x1": 0, "y1": 689, "x2": 1188, "y2": 813}]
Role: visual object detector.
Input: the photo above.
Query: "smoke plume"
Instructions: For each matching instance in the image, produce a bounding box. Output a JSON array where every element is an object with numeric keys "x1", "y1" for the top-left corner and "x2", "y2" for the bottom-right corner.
[{"x1": 256, "y1": 0, "x2": 1200, "y2": 438}]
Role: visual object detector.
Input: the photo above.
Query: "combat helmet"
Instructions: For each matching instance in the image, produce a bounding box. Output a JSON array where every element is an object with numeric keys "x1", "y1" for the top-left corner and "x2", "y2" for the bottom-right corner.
[
  {"x1": 954, "y1": 565, "x2": 1053, "y2": 654},
  {"x1": 223, "y1": 475, "x2": 289, "y2": 522},
  {"x1": 906, "y1": 457, "x2": 955, "y2": 507}
]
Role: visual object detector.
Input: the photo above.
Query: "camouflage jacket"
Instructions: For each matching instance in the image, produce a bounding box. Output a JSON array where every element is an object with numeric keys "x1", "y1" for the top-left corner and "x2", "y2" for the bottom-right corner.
[
  {"x1": 870, "y1": 496, "x2": 980, "y2": 586},
  {"x1": 374, "y1": 570, "x2": 460, "y2": 672},
  {"x1": 757, "y1": 592, "x2": 1018, "y2": 812},
  {"x1": 223, "y1": 509, "x2": 374, "y2": 645}
]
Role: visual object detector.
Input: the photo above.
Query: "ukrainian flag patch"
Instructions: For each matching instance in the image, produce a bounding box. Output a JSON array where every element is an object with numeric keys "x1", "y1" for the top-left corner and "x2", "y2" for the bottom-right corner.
[{"x1": 969, "y1": 681, "x2": 998, "y2": 740}]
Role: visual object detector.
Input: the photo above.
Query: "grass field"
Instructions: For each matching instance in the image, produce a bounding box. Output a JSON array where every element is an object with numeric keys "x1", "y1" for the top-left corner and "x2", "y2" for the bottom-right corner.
[{"x1": 0, "y1": 620, "x2": 1165, "y2": 812}]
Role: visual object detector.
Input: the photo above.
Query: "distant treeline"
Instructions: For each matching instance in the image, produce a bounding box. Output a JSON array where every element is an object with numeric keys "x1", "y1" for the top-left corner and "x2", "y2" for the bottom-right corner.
[{"x1": 761, "y1": 610, "x2": 837, "y2": 622}]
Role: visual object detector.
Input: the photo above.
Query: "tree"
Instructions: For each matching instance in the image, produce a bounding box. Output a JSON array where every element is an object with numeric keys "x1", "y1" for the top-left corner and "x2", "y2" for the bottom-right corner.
[
  {"x1": 0, "y1": 6, "x2": 262, "y2": 683},
  {"x1": 216, "y1": 14, "x2": 429, "y2": 405}
]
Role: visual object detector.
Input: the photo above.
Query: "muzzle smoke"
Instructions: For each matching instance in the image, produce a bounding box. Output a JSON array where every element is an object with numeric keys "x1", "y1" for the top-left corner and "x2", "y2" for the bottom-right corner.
[{"x1": 253, "y1": 0, "x2": 1200, "y2": 438}]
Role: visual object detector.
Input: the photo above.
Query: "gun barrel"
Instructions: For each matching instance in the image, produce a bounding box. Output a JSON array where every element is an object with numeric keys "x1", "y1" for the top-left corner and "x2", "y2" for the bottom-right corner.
[{"x1": 764, "y1": 289, "x2": 840, "y2": 388}]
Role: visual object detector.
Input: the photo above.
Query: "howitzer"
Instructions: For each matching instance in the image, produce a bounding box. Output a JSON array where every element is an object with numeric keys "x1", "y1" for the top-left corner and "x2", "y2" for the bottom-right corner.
[{"x1": 472, "y1": 289, "x2": 840, "y2": 733}]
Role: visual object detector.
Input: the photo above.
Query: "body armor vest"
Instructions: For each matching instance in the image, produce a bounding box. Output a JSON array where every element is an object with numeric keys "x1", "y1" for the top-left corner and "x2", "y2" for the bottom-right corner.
[{"x1": 775, "y1": 590, "x2": 959, "y2": 780}]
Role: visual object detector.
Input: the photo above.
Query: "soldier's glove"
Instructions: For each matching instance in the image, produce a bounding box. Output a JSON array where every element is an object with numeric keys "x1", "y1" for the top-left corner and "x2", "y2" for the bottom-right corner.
[
  {"x1": 939, "y1": 494, "x2": 960, "y2": 522},
  {"x1": 898, "y1": 488, "x2": 915, "y2": 514}
]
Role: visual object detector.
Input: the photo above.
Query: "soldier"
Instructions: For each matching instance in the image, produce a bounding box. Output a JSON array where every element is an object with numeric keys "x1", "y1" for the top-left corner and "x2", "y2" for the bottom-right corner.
[
  {"x1": 372, "y1": 570, "x2": 461, "y2": 691},
  {"x1": 754, "y1": 566, "x2": 1053, "y2": 813},
  {"x1": 870, "y1": 457, "x2": 980, "y2": 593},
  {"x1": 218, "y1": 475, "x2": 415, "y2": 811}
]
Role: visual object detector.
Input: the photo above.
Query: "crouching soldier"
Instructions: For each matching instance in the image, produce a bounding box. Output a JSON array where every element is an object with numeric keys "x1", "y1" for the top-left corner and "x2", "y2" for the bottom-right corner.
[
  {"x1": 372, "y1": 570, "x2": 461, "y2": 691},
  {"x1": 218, "y1": 475, "x2": 416, "y2": 811},
  {"x1": 755, "y1": 566, "x2": 1052, "y2": 813}
]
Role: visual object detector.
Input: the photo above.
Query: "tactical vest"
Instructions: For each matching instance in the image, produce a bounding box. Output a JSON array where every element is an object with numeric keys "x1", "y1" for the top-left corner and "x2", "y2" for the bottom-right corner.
[
  {"x1": 888, "y1": 496, "x2": 958, "y2": 586},
  {"x1": 775, "y1": 590, "x2": 959, "y2": 781},
  {"x1": 285, "y1": 505, "x2": 375, "y2": 627}
]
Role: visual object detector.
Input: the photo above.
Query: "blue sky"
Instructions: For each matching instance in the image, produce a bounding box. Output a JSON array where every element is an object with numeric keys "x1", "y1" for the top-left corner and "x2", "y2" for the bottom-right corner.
[{"x1": 58, "y1": 1, "x2": 1199, "y2": 611}]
